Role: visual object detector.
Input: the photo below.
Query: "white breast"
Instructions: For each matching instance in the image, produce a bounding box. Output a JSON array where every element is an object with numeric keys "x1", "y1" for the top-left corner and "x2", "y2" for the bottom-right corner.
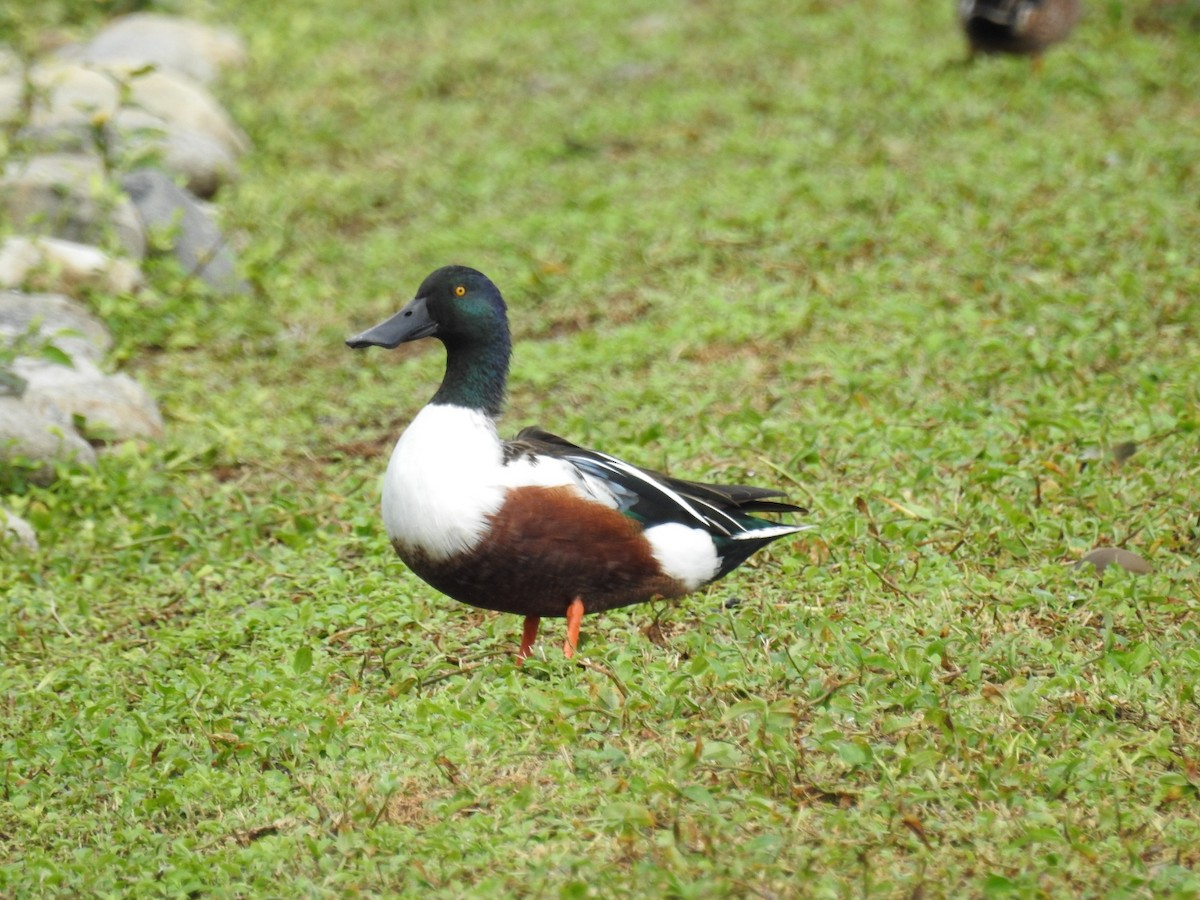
[
  {"x1": 381, "y1": 404, "x2": 593, "y2": 561},
  {"x1": 382, "y1": 405, "x2": 509, "y2": 561}
]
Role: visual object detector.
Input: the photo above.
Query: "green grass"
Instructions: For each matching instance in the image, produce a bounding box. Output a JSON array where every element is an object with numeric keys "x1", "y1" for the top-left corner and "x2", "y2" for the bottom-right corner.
[{"x1": 4, "y1": 0, "x2": 1200, "y2": 895}]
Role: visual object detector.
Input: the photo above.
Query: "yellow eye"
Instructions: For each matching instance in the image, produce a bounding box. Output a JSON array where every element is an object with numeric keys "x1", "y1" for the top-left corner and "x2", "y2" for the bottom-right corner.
[{"x1": 454, "y1": 285, "x2": 466, "y2": 297}]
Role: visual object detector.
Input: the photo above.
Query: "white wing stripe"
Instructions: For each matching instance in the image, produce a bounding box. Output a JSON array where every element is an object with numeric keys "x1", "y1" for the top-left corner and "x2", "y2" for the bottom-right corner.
[
  {"x1": 729, "y1": 524, "x2": 815, "y2": 540},
  {"x1": 566, "y1": 452, "x2": 738, "y2": 536}
]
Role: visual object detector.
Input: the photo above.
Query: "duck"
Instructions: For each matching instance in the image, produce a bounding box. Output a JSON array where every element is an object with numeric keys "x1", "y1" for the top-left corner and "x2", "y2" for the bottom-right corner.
[
  {"x1": 346, "y1": 266, "x2": 809, "y2": 663},
  {"x1": 957, "y1": 0, "x2": 1082, "y2": 65}
]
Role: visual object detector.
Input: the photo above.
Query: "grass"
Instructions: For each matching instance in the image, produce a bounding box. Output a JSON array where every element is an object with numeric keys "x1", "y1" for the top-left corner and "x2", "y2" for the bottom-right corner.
[{"x1": 3, "y1": 0, "x2": 1200, "y2": 894}]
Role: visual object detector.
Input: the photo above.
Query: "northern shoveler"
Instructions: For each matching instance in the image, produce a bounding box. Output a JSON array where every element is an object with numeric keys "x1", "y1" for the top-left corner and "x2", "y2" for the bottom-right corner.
[
  {"x1": 346, "y1": 266, "x2": 809, "y2": 662},
  {"x1": 958, "y1": 0, "x2": 1082, "y2": 64}
]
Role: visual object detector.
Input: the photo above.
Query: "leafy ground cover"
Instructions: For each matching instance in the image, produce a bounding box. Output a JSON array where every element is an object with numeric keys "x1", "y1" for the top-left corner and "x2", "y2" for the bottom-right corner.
[{"x1": 3, "y1": 0, "x2": 1199, "y2": 894}]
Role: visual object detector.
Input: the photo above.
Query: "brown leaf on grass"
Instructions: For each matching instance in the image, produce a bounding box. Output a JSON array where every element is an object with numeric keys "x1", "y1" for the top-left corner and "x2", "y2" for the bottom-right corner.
[
  {"x1": 643, "y1": 618, "x2": 668, "y2": 647},
  {"x1": 1075, "y1": 547, "x2": 1152, "y2": 576},
  {"x1": 854, "y1": 495, "x2": 878, "y2": 537},
  {"x1": 901, "y1": 813, "x2": 933, "y2": 848},
  {"x1": 233, "y1": 821, "x2": 289, "y2": 845}
]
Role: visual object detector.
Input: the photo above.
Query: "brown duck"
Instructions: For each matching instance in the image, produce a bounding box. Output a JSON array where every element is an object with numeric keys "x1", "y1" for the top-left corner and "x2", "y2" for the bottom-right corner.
[{"x1": 958, "y1": 0, "x2": 1082, "y2": 64}]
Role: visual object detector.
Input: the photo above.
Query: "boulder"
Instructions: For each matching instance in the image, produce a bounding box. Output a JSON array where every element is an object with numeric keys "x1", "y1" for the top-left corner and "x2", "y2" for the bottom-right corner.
[
  {"x1": 112, "y1": 109, "x2": 240, "y2": 198},
  {"x1": 122, "y1": 168, "x2": 248, "y2": 294},
  {"x1": 0, "y1": 289, "x2": 113, "y2": 363},
  {"x1": 56, "y1": 13, "x2": 248, "y2": 86},
  {"x1": 15, "y1": 355, "x2": 164, "y2": 441},
  {"x1": 0, "y1": 154, "x2": 146, "y2": 258},
  {"x1": 0, "y1": 394, "x2": 97, "y2": 483},
  {"x1": 0, "y1": 507, "x2": 38, "y2": 550},
  {"x1": 0, "y1": 290, "x2": 162, "y2": 443},
  {"x1": 0, "y1": 236, "x2": 142, "y2": 296},
  {"x1": 0, "y1": 62, "x2": 249, "y2": 197}
]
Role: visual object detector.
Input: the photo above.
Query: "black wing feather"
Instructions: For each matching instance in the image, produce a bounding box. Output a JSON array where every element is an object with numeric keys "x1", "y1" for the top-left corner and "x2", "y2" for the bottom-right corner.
[{"x1": 507, "y1": 427, "x2": 808, "y2": 530}]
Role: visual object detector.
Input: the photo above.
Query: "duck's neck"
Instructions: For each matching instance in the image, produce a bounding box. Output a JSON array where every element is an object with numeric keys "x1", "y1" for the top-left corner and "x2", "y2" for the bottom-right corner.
[{"x1": 431, "y1": 333, "x2": 511, "y2": 418}]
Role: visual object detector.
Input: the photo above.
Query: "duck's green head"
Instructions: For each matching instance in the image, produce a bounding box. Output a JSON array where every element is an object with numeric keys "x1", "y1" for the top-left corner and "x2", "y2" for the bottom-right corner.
[
  {"x1": 346, "y1": 265, "x2": 508, "y2": 352},
  {"x1": 346, "y1": 265, "x2": 512, "y2": 414}
]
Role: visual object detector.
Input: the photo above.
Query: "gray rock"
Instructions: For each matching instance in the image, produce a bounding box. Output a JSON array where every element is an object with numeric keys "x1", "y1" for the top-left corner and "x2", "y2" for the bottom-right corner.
[
  {"x1": 0, "y1": 66, "x2": 25, "y2": 125},
  {"x1": 0, "y1": 237, "x2": 142, "y2": 296},
  {"x1": 0, "y1": 289, "x2": 113, "y2": 363},
  {"x1": 0, "y1": 65, "x2": 115, "y2": 155},
  {"x1": 121, "y1": 168, "x2": 247, "y2": 294},
  {"x1": 0, "y1": 290, "x2": 162, "y2": 443},
  {"x1": 12, "y1": 117, "x2": 238, "y2": 201},
  {"x1": 15, "y1": 355, "x2": 164, "y2": 441},
  {"x1": 112, "y1": 109, "x2": 239, "y2": 198},
  {"x1": 0, "y1": 154, "x2": 146, "y2": 258},
  {"x1": 56, "y1": 13, "x2": 248, "y2": 86},
  {"x1": 0, "y1": 394, "x2": 97, "y2": 484},
  {"x1": 157, "y1": 129, "x2": 238, "y2": 200},
  {"x1": 0, "y1": 62, "x2": 249, "y2": 197},
  {"x1": 0, "y1": 507, "x2": 38, "y2": 550},
  {"x1": 116, "y1": 66, "x2": 250, "y2": 157},
  {"x1": 0, "y1": 49, "x2": 18, "y2": 77}
]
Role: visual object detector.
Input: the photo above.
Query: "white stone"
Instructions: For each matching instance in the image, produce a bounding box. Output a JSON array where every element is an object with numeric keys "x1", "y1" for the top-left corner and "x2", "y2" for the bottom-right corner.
[
  {"x1": 16, "y1": 355, "x2": 163, "y2": 441},
  {"x1": 0, "y1": 289, "x2": 112, "y2": 363},
  {"x1": 119, "y1": 117, "x2": 239, "y2": 198},
  {"x1": 0, "y1": 154, "x2": 146, "y2": 258},
  {"x1": 0, "y1": 237, "x2": 142, "y2": 296},
  {"x1": 25, "y1": 60, "x2": 252, "y2": 157},
  {"x1": 0, "y1": 507, "x2": 38, "y2": 550},
  {"x1": 0, "y1": 394, "x2": 96, "y2": 483},
  {"x1": 0, "y1": 62, "x2": 249, "y2": 197},
  {"x1": 57, "y1": 13, "x2": 248, "y2": 86},
  {"x1": 109, "y1": 66, "x2": 250, "y2": 157}
]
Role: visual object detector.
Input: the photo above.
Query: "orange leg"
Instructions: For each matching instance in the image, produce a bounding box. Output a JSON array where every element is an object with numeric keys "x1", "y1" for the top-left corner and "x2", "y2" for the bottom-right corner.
[
  {"x1": 517, "y1": 615, "x2": 540, "y2": 666},
  {"x1": 563, "y1": 598, "x2": 584, "y2": 659}
]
